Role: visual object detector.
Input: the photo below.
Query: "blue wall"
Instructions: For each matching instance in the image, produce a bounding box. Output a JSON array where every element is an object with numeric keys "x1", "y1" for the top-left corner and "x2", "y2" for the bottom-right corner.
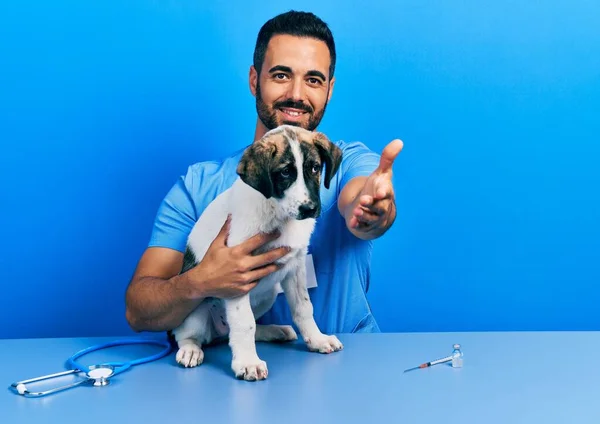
[{"x1": 1, "y1": 1, "x2": 598, "y2": 339}]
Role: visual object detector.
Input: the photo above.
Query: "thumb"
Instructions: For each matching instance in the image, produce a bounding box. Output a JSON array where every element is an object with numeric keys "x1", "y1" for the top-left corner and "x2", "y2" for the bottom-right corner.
[
  {"x1": 377, "y1": 139, "x2": 403, "y2": 173},
  {"x1": 373, "y1": 177, "x2": 394, "y2": 200},
  {"x1": 215, "y1": 214, "x2": 231, "y2": 246}
]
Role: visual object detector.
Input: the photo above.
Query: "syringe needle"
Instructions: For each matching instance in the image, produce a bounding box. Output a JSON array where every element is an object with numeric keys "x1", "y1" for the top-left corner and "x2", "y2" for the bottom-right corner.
[
  {"x1": 403, "y1": 365, "x2": 422, "y2": 373},
  {"x1": 403, "y1": 363, "x2": 428, "y2": 373},
  {"x1": 403, "y1": 355, "x2": 452, "y2": 373}
]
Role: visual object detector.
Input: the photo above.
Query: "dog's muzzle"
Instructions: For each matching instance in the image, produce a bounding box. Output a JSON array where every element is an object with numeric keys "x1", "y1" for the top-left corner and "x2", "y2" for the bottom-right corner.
[{"x1": 297, "y1": 202, "x2": 319, "y2": 220}]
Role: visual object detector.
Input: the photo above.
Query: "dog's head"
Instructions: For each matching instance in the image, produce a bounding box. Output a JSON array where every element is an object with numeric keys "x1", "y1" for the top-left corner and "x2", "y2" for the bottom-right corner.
[{"x1": 237, "y1": 125, "x2": 343, "y2": 220}]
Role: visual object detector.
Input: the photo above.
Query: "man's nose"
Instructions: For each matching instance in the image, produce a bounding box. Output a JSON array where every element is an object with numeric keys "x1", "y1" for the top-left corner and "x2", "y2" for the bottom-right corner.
[{"x1": 287, "y1": 78, "x2": 305, "y2": 101}]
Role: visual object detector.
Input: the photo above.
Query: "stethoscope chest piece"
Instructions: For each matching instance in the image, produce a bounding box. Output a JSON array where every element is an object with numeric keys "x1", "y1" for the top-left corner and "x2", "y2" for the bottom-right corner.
[{"x1": 87, "y1": 365, "x2": 114, "y2": 387}]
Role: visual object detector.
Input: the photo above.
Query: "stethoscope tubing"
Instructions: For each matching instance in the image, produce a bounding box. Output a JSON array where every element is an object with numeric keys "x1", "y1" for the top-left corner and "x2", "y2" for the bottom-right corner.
[{"x1": 67, "y1": 338, "x2": 172, "y2": 376}]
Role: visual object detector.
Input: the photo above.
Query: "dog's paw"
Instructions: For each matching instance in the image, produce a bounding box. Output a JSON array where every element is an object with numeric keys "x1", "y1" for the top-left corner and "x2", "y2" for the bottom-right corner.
[
  {"x1": 176, "y1": 344, "x2": 204, "y2": 368},
  {"x1": 232, "y1": 357, "x2": 269, "y2": 381},
  {"x1": 305, "y1": 334, "x2": 344, "y2": 354},
  {"x1": 255, "y1": 324, "x2": 298, "y2": 343}
]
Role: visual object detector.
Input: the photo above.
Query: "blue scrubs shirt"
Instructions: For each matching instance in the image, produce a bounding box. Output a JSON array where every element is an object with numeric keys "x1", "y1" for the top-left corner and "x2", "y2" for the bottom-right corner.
[{"x1": 148, "y1": 140, "x2": 382, "y2": 334}]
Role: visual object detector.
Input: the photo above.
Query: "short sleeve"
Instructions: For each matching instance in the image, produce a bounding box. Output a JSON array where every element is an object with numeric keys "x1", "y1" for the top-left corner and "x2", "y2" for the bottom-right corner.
[
  {"x1": 339, "y1": 141, "x2": 381, "y2": 190},
  {"x1": 148, "y1": 166, "x2": 199, "y2": 253}
]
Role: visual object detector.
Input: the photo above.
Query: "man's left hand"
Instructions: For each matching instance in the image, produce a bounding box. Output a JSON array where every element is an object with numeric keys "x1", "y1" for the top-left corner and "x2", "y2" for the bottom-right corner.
[{"x1": 349, "y1": 139, "x2": 403, "y2": 235}]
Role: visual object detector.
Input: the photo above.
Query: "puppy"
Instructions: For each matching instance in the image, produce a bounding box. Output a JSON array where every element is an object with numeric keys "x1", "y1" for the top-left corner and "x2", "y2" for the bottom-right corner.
[{"x1": 172, "y1": 124, "x2": 344, "y2": 381}]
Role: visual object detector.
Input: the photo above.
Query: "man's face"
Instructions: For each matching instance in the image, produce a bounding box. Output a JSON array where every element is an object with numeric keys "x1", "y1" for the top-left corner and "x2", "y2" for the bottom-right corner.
[{"x1": 250, "y1": 34, "x2": 335, "y2": 132}]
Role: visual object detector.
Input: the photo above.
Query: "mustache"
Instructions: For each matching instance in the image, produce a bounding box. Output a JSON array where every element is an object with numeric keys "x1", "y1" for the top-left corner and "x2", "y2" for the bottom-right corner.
[{"x1": 274, "y1": 99, "x2": 313, "y2": 113}]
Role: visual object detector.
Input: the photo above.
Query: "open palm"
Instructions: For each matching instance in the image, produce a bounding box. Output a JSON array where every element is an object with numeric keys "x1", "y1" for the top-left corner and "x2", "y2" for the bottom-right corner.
[{"x1": 350, "y1": 139, "x2": 403, "y2": 231}]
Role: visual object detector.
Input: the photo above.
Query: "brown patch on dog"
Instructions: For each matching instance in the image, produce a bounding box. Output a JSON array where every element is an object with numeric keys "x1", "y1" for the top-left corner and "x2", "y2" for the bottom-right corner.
[
  {"x1": 236, "y1": 129, "x2": 294, "y2": 199},
  {"x1": 300, "y1": 131, "x2": 343, "y2": 189},
  {"x1": 237, "y1": 140, "x2": 276, "y2": 198}
]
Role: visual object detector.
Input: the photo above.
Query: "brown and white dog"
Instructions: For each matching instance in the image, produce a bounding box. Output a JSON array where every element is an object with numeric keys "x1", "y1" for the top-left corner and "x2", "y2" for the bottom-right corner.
[{"x1": 172, "y1": 124, "x2": 344, "y2": 381}]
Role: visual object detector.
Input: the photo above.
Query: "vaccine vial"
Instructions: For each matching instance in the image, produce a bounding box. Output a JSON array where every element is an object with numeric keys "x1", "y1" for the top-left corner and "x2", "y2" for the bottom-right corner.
[{"x1": 451, "y1": 343, "x2": 463, "y2": 368}]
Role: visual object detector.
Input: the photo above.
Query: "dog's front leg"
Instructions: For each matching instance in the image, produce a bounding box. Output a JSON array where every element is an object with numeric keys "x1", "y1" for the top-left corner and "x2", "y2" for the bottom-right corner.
[
  {"x1": 224, "y1": 295, "x2": 268, "y2": 381},
  {"x1": 281, "y1": 259, "x2": 343, "y2": 354}
]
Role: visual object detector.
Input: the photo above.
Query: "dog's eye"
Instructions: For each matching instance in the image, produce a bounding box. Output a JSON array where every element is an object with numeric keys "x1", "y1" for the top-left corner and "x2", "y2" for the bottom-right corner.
[
  {"x1": 280, "y1": 167, "x2": 290, "y2": 177},
  {"x1": 311, "y1": 164, "x2": 321, "y2": 174}
]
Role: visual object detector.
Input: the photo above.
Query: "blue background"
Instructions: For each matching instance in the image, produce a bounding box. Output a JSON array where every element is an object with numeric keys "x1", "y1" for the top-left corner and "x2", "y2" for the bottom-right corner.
[{"x1": 1, "y1": 1, "x2": 598, "y2": 339}]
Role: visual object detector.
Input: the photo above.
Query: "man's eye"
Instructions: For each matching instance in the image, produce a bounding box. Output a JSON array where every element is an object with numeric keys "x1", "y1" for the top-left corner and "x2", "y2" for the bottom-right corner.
[
  {"x1": 308, "y1": 78, "x2": 321, "y2": 85},
  {"x1": 274, "y1": 73, "x2": 287, "y2": 80}
]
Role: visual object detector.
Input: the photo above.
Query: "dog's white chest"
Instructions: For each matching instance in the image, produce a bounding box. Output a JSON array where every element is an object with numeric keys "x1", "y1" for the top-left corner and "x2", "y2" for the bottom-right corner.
[
  {"x1": 273, "y1": 253, "x2": 318, "y2": 295},
  {"x1": 267, "y1": 217, "x2": 316, "y2": 251}
]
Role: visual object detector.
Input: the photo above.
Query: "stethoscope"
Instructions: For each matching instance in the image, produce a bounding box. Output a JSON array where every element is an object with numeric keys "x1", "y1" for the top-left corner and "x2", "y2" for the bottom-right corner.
[{"x1": 9, "y1": 338, "x2": 172, "y2": 398}]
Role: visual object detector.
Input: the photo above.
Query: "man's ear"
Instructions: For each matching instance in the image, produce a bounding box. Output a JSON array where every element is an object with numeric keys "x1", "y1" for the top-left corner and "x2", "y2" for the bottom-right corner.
[
  {"x1": 236, "y1": 140, "x2": 276, "y2": 199},
  {"x1": 313, "y1": 132, "x2": 342, "y2": 189},
  {"x1": 326, "y1": 76, "x2": 335, "y2": 104},
  {"x1": 249, "y1": 65, "x2": 258, "y2": 97}
]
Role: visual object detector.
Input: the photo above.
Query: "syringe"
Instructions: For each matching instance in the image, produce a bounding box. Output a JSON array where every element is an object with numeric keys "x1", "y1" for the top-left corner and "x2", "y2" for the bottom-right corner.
[
  {"x1": 403, "y1": 355, "x2": 453, "y2": 373},
  {"x1": 404, "y1": 343, "x2": 464, "y2": 372}
]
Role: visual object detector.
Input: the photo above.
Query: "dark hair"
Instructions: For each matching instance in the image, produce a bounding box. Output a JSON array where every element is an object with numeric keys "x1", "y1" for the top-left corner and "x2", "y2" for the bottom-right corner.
[{"x1": 253, "y1": 10, "x2": 336, "y2": 80}]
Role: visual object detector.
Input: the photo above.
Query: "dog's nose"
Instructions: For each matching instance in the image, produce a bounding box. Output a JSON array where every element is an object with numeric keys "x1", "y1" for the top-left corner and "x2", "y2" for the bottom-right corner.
[{"x1": 298, "y1": 203, "x2": 318, "y2": 219}]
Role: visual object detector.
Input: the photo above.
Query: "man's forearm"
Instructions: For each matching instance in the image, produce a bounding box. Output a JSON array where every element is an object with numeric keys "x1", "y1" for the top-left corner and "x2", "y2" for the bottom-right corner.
[{"x1": 125, "y1": 273, "x2": 204, "y2": 333}]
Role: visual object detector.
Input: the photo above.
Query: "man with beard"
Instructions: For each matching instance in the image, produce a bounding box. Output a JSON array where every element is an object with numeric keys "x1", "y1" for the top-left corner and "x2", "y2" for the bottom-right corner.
[{"x1": 125, "y1": 10, "x2": 403, "y2": 336}]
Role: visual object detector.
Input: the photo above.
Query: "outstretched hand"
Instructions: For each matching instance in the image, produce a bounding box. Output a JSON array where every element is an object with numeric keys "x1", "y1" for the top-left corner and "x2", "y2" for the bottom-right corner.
[{"x1": 349, "y1": 139, "x2": 403, "y2": 233}]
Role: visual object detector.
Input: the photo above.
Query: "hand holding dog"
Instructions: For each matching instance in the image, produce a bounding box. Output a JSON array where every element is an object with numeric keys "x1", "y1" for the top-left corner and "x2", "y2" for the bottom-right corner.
[
  {"x1": 187, "y1": 216, "x2": 289, "y2": 299},
  {"x1": 349, "y1": 139, "x2": 403, "y2": 233}
]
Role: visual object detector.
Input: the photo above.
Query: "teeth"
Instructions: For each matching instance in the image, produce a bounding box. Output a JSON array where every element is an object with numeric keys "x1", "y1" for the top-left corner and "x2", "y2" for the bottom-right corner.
[{"x1": 282, "y1": 109, "x2": 302, "y2": 117}]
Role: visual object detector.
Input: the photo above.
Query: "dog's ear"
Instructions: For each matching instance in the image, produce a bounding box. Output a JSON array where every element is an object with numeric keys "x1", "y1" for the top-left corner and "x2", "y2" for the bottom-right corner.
[
  {"x1": 313, "y1": 132, "x2": 343, "y2": 189},
  {"x1": 236, "y1": 140, "x2": 276, "y2": 199}
]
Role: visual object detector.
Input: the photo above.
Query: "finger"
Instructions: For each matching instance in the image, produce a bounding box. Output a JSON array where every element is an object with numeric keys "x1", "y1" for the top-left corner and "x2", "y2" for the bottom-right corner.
[
  {"x1": 352, "y1": 217, "x2": 374, "y2": 231},
  {"x1": 349, "y1": 215, "x2": 359, "y2": 228},
  {"x1": 233, "y1": 279, "x2": 259, "y2": 296},
  {"x1": 355, "y1": 212, "x2": 389, "y2": 232},
  {"x1": 243, "y1": 263, "x2": 282, "y2": 285},
  {"x1": 359, "y1": 194, "x2": 373, "y2": 207},
  {"x1": 247, "y1": 245, "x2": 290, "y2": 270},
  {"x1": 239, "y1": 229, "x2": 281, "y2": 254},
  {"x1": 377, "y1": 139, "x2": 403, "y2": 173},
  {"x1": 356, "y1": 201, "x2": 387, "y2": 217},
  {"x1": 354, "y1": 208, "x2": 382, "y2": 226},
  {"x1": 351, "y1": 203, "x2": 383, "y2": 227},
  {"x1": 354, "y1": 205, "x2": 379, "y2": 218},
  {"x1": 215, "y1": 215, "x2": 232, "y2": 246}
]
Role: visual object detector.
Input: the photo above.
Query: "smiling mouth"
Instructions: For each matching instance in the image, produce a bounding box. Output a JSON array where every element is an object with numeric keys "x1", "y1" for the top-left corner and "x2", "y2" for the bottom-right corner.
[{"x1": 278, "y1": 108, "x2": 308, "y2": 119}]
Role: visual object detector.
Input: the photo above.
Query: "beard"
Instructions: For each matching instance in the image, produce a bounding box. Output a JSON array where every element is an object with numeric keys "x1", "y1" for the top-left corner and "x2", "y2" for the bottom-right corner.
[{"x1": 255, "y1": 81, "x2": 327, "y2": 131}]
